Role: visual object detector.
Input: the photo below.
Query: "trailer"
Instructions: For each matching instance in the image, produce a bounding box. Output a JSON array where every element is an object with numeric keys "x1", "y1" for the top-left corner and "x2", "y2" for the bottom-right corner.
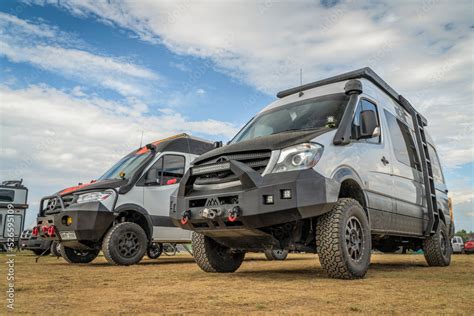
[{"x1": 0, "y1": 180, "x2": 28, "y2": 251}]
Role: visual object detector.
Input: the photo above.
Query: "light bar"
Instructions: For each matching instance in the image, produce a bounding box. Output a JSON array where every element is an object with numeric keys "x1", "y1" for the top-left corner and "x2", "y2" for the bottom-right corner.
[{"x1": 192, "y1": 162, "x2": 231, "y2": 175}]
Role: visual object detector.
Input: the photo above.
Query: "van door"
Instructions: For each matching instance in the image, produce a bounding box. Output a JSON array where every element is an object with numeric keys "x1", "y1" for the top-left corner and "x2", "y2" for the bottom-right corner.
[
  {"x1": 142, "y1": 154, "x2": 191, "y2": 241},
  {"x1": 351, "y1": 98, "x2": 394, "y2": 232},
  {"x1": 384, "y1": 109, "x2": 425, "y2": 236}
]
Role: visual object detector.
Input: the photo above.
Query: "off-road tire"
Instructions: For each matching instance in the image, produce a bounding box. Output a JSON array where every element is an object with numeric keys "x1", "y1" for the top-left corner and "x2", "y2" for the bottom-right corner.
[
  {"x1": 264, "y1": 249, "x2": 289, "y2": 261},
  {"x1": 147, "y1": 243, "x2": 163, "y2": 259},
  {"x1": 102, "y1": 222, "x2": 147, "y2": 266},
  {"x1": 32, "y1": 248, "x2": 50, "y2": 256},
  {"x1": 316, "y1": 198, "x2": 371, "y2": 279},
  {"x1": 60, "y1": 244, "x2": 99, "y2": 264},
  {"x1": 423, "y1": 221, "x2": 451, "y2": 266},
  {"x1": 192, "y1": 232, "x2": 245, "y2": 273},
  {"x1": 50, "y1": 241, "x2": 61, "y2": 257}
]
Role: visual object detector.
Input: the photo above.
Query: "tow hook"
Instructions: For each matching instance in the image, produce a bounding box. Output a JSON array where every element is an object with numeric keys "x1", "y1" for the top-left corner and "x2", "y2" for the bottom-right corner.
[
  {"x1": 227, "y1": 206, "x2": 240, "y2": 222},
  {"x1": 201, "y1": 208, "x2": 222, "y2": 220},
  {"x1": 181, "y1": 210, "x2": 192, "y2": 225}
]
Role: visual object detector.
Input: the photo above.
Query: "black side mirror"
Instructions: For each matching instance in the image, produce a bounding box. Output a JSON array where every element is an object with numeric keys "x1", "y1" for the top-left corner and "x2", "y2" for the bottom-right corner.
[
  {"x1": 358, "y1": 110, "x2": 378, "y2": 139},
  {"x1": 145, "y1": 168, "x2": 160, "y2": 185},
  {"x1": 213, "y1": 141, "x2": 223, "y2": 148}
]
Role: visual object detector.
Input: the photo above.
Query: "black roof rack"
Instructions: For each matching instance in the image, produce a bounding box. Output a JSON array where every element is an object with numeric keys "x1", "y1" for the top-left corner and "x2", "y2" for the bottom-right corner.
[{"x1": 276, "y1": 67, "x2": 426, "y2": 125}]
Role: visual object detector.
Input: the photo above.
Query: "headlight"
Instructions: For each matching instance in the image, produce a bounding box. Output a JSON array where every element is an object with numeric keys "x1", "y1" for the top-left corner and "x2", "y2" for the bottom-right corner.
[
  {"x1": 272, "y1": 143, "x2": 324, "y2": 173},
  {"x1": 76, "y1": 191, "x2": 113, "y2": 204}
]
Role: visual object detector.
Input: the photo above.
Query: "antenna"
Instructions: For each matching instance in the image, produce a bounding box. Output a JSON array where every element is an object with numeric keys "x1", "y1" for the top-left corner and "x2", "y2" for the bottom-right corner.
[
  {"x1": 299, "y1": 68, "x2": 304, "y2": 97},
  {"x1": 139, "y1": 130, "x2": 144, "y2": 148}
]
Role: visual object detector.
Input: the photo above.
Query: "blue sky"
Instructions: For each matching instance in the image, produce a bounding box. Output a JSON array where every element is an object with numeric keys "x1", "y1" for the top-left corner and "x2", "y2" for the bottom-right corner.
[{"x1": 0, "y1": 0, "x2": 472, "y2": 231}]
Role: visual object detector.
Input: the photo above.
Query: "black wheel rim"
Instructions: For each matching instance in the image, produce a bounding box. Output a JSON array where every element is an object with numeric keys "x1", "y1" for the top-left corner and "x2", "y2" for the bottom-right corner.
[
  {"x1": 118, "y1": 232, "x2": 140, "y2": 258},
  {"x1": 345, "y1": 216, "x2": 364, "y2": 262},
  {"x1": 72, "y1": 249, "x2": 92, "y2": 257}
]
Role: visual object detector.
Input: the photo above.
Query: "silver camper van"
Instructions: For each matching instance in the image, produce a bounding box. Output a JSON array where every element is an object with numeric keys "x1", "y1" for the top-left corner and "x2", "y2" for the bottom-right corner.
[
  {"x1": 36, "y1": 134, "x2": 214, "y2": 265},
  {"x1": 0, "y1": 180, "x2": 28, "y2": 251},
  {"x1": 171, "y1": 68, "x2": 453, "y2": 279}
]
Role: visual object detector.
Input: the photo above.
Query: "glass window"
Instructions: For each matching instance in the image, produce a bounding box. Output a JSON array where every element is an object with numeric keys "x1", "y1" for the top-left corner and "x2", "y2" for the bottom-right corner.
[
  {"x1": 0, "y1": 189, "x2": 14, "y2": 202},
  {"x1": 352, "y1": 99, "x2": 380, "y2": 143},
  {"x1": 99, "y1": 151, "x2": 151, "y2": 180},
  {"x1": 385, "y1": 110, "x2": 420, "y2": 170},
  {"x1": 428, "y1": 145, "x2": 444, "y2": 184},
  {"x1": 145, "y1": 155, "x2": 185, "y2": 186},
  {"x1": 230, "y1": 93, "x2": 349, "y2": 144},
  {"x1": 162, "y1": 155, "x2": 185, "y2": 185}
]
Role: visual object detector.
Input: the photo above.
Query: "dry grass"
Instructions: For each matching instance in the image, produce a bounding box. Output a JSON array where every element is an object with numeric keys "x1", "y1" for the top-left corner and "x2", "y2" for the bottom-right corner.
[{"x1": 2, "y1": 251, "x2": 473, "y2": 315}]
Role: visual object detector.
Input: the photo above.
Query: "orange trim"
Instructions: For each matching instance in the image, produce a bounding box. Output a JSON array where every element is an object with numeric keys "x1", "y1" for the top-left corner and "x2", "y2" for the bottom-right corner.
[{"x1": 59, "y1": 182, "x2": 92, "y2": 196}]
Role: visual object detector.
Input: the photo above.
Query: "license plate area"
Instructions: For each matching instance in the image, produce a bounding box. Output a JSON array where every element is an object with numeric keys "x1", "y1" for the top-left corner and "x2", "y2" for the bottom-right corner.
[{"x1": 60, "y1": 231, "x2": 77, "y2": 240}]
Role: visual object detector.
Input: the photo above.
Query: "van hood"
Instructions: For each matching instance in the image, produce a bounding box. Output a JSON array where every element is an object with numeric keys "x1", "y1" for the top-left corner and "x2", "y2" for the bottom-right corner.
[
  {"x1": 193, "y1": 127, "x2": 332, "y2": 165},
  {"x1": 58, "y1": 179, "x2": 127, "y2": 196}
]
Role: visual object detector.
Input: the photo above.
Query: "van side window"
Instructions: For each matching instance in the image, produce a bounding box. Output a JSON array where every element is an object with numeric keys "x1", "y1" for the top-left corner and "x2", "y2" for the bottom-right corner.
[
  {"x1": 428, "y1": 145, "x2": 444, "y2": 183},
  {"x1": 385, "y1": 110, "x2": 420, "y2": 170},
  {"x1": 352, "y1": 99, "x2": 380, "y2": 144},
  {"x1": 144, "y1": 155, "x2": 185, "y2": 186},
  {"x1": 0, "y1": 189, "x2": 14, "y2": 202},
  {"x1": 162, "y1": 155, "x2": 185, "y2": 185}
]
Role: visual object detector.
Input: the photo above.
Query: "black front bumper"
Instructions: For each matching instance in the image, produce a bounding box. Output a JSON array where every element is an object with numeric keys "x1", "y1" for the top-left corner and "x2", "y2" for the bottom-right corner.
[
  {"x1": 37, "y1": 202, "x2": 115, "y2": 248},
  {"x1": 171, "y1": 160, "x2": 338, "y2": 239},
  {"x1": 20, "y1": 237, "x2": 51, "y2": 251}
]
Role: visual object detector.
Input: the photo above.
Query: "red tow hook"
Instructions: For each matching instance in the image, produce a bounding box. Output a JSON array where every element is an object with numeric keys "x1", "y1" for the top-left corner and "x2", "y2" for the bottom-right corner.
[
  {"x1": 227, "y1": 207, "x2": 240, "y2": 222},
  {"x1": 32, "y1": 226, "x2": 39, "y2": 237},
  {"x1": 47, "y1": 225, "x2": 56, "y2": 237},
  {"x1": 41, "y1": 225, "x2": 49, "y2": 235},
  {"x1": 181, "y1": 210, "x2": 192, "y2": 225}
]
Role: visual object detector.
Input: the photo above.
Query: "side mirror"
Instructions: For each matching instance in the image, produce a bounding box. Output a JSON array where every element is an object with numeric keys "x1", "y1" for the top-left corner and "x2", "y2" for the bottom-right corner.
[
  {"x1": 358, "y1": 110, "x2": 378, "y2": 139},
  {"x1": 145, "y1": 169, "x2": 160, "y2": 185},
  {"x1": 213, "y1": 141, "x2": 223, "y2": 148}
]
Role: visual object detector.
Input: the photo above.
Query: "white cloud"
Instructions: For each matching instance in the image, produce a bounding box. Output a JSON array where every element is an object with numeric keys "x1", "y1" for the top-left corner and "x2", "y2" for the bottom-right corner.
[
  {"x1": 38, "y1": 0, "x2": 473, "y2": 168},
  {"x1": 0, "y1": 12, "x2": 158, "y2": 97}
]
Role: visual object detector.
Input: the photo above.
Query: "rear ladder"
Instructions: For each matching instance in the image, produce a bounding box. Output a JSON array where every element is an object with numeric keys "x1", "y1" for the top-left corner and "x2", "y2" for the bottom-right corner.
[{"x1": 399, "y1": 96, "x2": 439, "y2": 236}]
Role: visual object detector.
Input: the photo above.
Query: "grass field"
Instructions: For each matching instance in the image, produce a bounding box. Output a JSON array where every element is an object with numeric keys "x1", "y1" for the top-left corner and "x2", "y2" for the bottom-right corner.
[{"x1": 2, "y1": 252, "x2": 473, "y2": 314}]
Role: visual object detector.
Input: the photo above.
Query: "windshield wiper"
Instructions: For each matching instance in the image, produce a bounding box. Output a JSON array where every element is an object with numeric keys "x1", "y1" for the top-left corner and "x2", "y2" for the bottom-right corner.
[{"x1": 270, "y1": 127, "x2": 321, "y2": 136}]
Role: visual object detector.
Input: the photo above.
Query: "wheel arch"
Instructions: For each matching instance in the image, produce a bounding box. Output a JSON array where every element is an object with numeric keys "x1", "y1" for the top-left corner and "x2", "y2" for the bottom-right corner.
[
  {"x1": 331, "y1": 167, "x2": 370, "y2": 222},
  {"x1": 114, "y1": 204, "x2": 153, "y2": 241}
]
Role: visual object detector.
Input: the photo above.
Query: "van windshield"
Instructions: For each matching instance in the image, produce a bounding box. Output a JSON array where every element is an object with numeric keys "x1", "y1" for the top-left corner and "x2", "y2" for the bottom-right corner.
[
  {"x1": 99, "y1": 151, "x2": 151, "y2": 180},
  {"x1": 230, "y1": 93, "x2": 349, "y2": 144}
]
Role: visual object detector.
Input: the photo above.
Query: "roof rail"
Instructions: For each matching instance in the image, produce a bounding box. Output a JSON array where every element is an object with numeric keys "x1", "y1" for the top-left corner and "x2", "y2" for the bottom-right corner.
[{"x1": 276, "y1": 67, "x2": 426, "y2": 125}]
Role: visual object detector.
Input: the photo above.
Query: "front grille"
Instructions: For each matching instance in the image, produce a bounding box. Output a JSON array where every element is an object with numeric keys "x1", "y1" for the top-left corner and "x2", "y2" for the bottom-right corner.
[
  {"x1": 194, "y1": 150, "x2": 271, "y2": 186},
  {"x1": 44, "y1": 195, "x2": 74, "y2": 215}
]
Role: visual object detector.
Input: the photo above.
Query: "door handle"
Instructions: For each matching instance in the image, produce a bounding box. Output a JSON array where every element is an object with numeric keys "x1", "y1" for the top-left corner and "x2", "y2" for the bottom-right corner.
[{"x1": 381, "y1": 156, "x2": 389, "y2": 165}]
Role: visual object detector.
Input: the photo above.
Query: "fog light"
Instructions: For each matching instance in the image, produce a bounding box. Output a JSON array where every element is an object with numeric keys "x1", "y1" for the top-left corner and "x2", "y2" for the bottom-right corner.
[
  {"x1": 281, "y1": 189, "x2": 292, "y2": 199},
  {"x1": 263, "y1": 195, "x2": 274, "y2": 205},
  {"x1": 63, "y1": 216, "x2": 73, "y2": 226}
]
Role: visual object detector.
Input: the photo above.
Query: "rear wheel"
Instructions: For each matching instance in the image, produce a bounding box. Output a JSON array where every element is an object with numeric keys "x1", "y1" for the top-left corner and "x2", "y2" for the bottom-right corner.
[
  {"x1": 192, "y1": 232, "x2": 245, "y2": 273},
  {"x1": 147, "y1": 243, "x2": 163, "y2": 259},
  {"x1": 50, "y1": 241, "x2": 61, "y2": 257},
  {"x1": 60, "y1": 244, "x2": 99, "y2": 264},
  {"x1": 264, "y1": 249, "x2": 289, "y2": 261},
  {"x1": 423, "y1": 221, "x2": 451, "y2": 266},
  {"x1": 316, "y1": 198, "x2": 371, "y2": 279},
  {"x1": 102, "y1": 222, "x2": 147, "y2": 266}
]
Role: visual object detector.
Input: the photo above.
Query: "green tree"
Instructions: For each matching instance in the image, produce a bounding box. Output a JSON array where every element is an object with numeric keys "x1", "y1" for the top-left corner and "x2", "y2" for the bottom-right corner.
[{"x1": 455, "y1": 229, "x2": 474, "y2": 242}]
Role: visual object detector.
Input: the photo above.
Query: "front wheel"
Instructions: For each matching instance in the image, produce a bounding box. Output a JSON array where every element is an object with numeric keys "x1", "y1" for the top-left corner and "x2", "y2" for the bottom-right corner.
[
  {"x1": 50, "y1": 241, "x2": 61, "y2": 257},
  {"x1": 60, "y1": 244, "x2": 99, "y2": 264},
  {"x1": 264, "y1": 249, "x2": 289, "y2": 261},
  {"x1": 102, "y1": 222, "x2": 148, "y2": 266},
  {"x1": 316, "y1": 198, "x2": 372, "y2": 279},
  {"x1": 192, "y1": 232, "x2": 245, "y2": 273},
  {"x1": 423, "y1": 221, "x2": 451, "y2": 266}
]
